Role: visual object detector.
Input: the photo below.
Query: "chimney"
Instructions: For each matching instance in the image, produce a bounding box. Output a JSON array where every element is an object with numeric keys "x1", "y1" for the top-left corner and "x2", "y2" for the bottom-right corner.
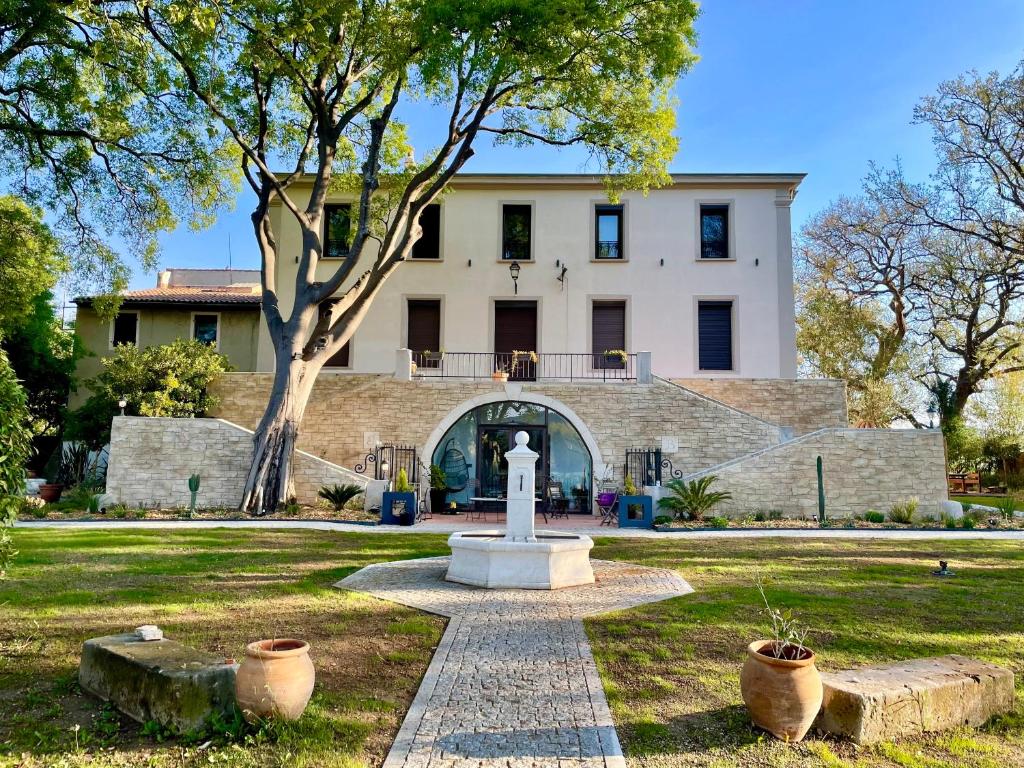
[{"x1": 157, "y1": 269, "x2": 172, "y2": 288}]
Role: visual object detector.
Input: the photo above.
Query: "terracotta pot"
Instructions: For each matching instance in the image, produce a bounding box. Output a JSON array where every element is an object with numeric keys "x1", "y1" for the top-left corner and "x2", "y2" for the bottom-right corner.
[
  {"x1": 740, "y1": 640, "x2": 822, "y2": 742},
  {"x1": 38, "y1": 483, "x2": 63, "y2": 504},
  {"x1": 235, "y1": 639, "x2": 315, "y2": 721},
  {"x1": 492, "y1": 371, "x2": 508, "y2": 382}
]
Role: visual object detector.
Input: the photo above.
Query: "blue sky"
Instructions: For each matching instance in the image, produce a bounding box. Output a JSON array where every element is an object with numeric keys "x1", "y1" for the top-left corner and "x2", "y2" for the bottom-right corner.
[{"x1": 143, "y1": 0, "x2": 1024, "y2": 290}]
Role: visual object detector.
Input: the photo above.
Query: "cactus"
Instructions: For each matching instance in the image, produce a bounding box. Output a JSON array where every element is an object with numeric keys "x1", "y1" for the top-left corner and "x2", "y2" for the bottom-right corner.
[
  {"x1": 816, "y1": 456, "x2": 825, "y2": 525},
  {"x1": 188, "y1": 473, "x2": 201, "y2": 517}
]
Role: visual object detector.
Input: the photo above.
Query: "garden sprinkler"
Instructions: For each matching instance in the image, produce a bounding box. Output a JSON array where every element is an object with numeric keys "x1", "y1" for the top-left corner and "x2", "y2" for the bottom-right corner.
[{"x1": 931, "y1": 560, "x2": 955, "y2": 577}]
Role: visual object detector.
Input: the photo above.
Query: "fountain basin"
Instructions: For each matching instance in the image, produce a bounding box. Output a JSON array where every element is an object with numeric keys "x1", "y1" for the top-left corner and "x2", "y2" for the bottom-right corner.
[{"x1": 446, "y1": 530, "x2": 595, "y2": 589}]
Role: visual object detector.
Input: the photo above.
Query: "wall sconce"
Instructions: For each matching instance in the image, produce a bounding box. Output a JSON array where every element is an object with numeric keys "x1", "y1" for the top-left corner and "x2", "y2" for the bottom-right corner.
[
  {"x1": 556, "y1": 266, "x2": 567, "y2": 285},
  {"x1": 660, "y1": 258, "x2": 664, "y2": 266},
  {"x1": 509, "y1": 261, "x2": 520, "y2": 295},
  {"x1": 467, "y1": 259, "x2": 472, "y2": 267}
]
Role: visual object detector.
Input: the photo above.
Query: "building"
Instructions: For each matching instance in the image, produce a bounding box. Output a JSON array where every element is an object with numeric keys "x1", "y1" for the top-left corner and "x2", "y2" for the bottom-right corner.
[{"x1": 98, "y1": 173, "x2": 948, "y2": 517}]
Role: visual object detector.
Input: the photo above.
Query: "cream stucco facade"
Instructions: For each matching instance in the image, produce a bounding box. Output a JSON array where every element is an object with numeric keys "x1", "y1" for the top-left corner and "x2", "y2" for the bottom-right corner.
[{"x1": 259, "y1": 173, "x2": 803, "y2": 379}]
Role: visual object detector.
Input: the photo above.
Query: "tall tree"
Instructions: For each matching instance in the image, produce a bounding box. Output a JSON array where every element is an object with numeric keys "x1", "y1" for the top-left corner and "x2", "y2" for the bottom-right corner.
[
  {"x1": 104, "y1": 0, "x2": 699, "y2": 513},
  {"x1": 0, "y1": 1, "x2": 234, "y2": 299},
  {"x1": 795, "y1": 191, "x2": 922, "y2": 425}
]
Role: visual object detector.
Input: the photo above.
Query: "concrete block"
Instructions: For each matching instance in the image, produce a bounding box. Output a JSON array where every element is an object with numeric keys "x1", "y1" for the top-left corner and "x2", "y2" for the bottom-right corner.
[
  {"x1": 79, "y1": 633, "x2": 237, "y2": 734},
  {"x1": 816, "y1": 655, "x2": 1014, "y2": 744}
]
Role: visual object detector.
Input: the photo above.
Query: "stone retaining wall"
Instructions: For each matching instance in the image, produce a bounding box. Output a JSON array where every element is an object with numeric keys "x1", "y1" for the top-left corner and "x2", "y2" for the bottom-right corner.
[
  {"x1": 671, "y1": 377, "x2": 848, "y2": 435},
  {"x1": 208, "y1": 373, "x2": 785, "y2": 480},
  {"x1": 106, "y1": 416, "x2": 366, "y2": 508},
  {"x1": 690, "y1": 428, "x2": 948, "y2": 518}
]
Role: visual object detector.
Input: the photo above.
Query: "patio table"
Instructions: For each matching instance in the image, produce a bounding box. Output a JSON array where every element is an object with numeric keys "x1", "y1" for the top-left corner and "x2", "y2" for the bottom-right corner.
[{"x1": 468, "y1": 496, "x2": 546, "y2": 524}]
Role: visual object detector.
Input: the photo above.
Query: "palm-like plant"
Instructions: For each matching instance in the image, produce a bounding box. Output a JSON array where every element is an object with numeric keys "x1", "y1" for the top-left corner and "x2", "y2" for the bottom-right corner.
[
  {"x1": 657, "y1": 476, "x2": 732, "y2": 522},
  {"x1": 318, "y1": 483, "x2": 363, "y2": 512}
]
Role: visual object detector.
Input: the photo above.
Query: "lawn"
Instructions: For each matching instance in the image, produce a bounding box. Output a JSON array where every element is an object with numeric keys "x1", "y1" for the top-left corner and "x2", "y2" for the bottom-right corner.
[
  {"x1": 951, "y1": 494, "x2": 1023, "y2": 511},
  {"x1": 0, "y1": 529, "x2": 450, "y2": 768},
  {"x1": 2, "y1": 531, "x2": 1023, "y2": 768},
  {"x1": 586, "y1": 537, "x2": 1024, "y2": 768}
]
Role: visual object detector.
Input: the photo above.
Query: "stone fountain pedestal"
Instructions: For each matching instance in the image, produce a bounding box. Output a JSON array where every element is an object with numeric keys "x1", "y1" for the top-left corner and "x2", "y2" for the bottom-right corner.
[{"x1": 446, "y1": 431, "x2": 594, "y2": 590}]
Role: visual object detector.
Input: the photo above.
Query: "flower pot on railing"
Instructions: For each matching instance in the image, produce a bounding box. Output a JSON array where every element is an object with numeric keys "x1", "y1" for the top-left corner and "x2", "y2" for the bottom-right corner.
[{"x1": 492, "y1": 370, "x2": 509, "y2": 383}]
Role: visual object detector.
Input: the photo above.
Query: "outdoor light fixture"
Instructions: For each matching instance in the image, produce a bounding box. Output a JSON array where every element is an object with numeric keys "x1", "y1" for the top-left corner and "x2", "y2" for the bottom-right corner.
[
  {"x1": 508, "y1": 261, "x2": 521, "y2": 295},
  {"x1": 118, "y1": 398, "x2": 127, "y2": 416},
  {"x1": 932, "y1": 560, "x2": 955, "y2": 577},
  {"x1": 927, "y1": 401, "x2": 938, "y2": 429}
]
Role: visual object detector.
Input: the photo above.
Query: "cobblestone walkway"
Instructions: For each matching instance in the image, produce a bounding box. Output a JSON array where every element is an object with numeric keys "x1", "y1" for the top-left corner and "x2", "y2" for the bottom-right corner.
[{"x1": 336, "y1": 557, "x2": 693, "y2": 768}]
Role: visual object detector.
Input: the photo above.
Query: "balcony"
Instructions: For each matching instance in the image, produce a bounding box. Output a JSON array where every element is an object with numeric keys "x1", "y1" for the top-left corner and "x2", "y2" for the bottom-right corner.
[{"x1": 401, "y1": 351, "x2": 651, "y2": 384}]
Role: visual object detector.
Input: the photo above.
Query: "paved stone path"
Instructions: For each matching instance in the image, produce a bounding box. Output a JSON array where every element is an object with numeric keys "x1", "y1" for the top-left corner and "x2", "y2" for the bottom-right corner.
[
  {"x1": 18, "y1": 518, "x2": 1024, "y2": 541},
  {"x1": 336, "y1": 557, "x2": 693, "y2": 768}
]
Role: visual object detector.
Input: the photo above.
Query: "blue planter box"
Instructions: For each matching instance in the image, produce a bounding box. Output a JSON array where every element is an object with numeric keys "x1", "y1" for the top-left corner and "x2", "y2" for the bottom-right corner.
[
  {"x1": 381, "y1": 492, "x2": 417, "y2": 526},
  {"x1": 618, "y1": 495, "x2": 653, "y2": 528}
]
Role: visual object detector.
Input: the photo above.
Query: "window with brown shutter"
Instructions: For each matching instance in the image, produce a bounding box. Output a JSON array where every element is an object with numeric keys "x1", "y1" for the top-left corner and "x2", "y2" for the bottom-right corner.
[
  {"x1": 407, "y1": 299, "x2": 441, "y2": 367},
  {"x1": 592, "y1": 301, "x2": 626, "y2": 369}
]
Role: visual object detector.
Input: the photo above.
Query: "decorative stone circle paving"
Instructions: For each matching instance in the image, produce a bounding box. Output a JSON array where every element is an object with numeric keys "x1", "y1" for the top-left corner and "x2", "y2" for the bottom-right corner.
[{"x1": 336, "y1": 557, "x2": 693, "y2": 768}]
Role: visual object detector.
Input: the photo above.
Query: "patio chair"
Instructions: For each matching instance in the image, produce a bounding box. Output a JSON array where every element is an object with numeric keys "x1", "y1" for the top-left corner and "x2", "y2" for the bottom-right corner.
[
  {"x1": 546, "y1": 479, "x2": 570, "y2": 520},
  {"x1": 596, "y1": 487, "x2": 619, "y2": 526}
]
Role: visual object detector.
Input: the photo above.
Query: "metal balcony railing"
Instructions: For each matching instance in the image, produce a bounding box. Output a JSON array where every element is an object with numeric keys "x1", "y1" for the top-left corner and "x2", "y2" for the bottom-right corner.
[{"x1": 410, "y1": 351, "x2": 638, "y2": 382}]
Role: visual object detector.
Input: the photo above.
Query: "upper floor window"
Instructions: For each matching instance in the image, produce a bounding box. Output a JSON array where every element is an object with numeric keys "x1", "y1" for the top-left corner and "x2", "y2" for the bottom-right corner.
[
  {"x1": 592, "y1": 300, "x2": 626, "y2": 369},
  {"x1": 318, "y1": 305, "x2": 350, "y2": 367},
  {"x1": 594, "y1": 205, "x2": 624, "y2": 260},
  {"x1": 700, "y1": 204, "x2": 730, "y2": 260},
  {"x1": 697, "y1": 300, "x2": 734, "y2": 371},
  {"x1": 412, "y1": 204, "x2": 441, "y2": 260},
  {"x1": 192, "y1": 313, "x2": 219, "y2": 347},
  {"x1": 501, "y1": 204, "x2": 532, "y2": 261},
  {"x1": 323, "y1": 204, "x2": 352, "y2": 259},
  {"x1": 110, "y1": 311, "x2": 138, "y2": 347},
  {"x1": 408, "y1": 299, "x2": 442, "y2": 368}
]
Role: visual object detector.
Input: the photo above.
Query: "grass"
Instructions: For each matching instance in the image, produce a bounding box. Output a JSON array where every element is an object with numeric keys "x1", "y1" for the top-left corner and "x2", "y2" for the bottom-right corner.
[
  {"x1": 3, "y1": 531, "x2": 1023, "y2": 768},
  {"x1": 951, "y1": 494, "x2": 1023, "y2": 511},
  {"x1": 0, "y1": 529, "x2": 450, "y2": 767},
  {"x1": 586, "y1": 537, "x2": 1024, "y2": 768}
]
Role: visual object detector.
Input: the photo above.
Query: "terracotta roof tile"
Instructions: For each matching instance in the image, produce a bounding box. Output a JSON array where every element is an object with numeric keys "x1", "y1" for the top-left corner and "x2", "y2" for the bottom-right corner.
[{"x1": 114, "y1": 286, "x2": 261, "y2": 305}]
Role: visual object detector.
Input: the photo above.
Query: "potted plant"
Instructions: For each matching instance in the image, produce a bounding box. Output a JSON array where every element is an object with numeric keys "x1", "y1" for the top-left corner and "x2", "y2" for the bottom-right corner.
[
  {"x1": 602, "y1": 349, "x2": 628, "y2": 368},
  {"x1": 617, "y1": 473, "x2": 653, "y2": 528},
  {"x1": 510, "y1": 349, "x2": 537, "y2": 379},
  {"x1": 381, "y1": 468, "x2": 416, "y2": 526},
  {"x1": 739, "y1": 579, "x2": 822, "y2": 742},
  {"x1": 422, "y1": 349, "x2": 444, "y2": 362},
  {"x1": 235, "y1": 638, "x2": 315, "y2": 722},
  {"x1": 657, "y1": 475, "x2": 732, "y2": 524},
  {"x1": 492, "y1": 363, "x2": 509, "y2": 383},
  {"x1": 429, "y1": 464, "x2": 449, "y2": 515}
]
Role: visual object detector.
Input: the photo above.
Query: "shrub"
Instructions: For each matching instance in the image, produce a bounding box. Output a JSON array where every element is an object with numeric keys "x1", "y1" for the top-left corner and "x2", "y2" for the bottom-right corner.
[
  {"x1": 864, "y1": 510, "x2": 885, "y2": 524},
  {"x1": 623, "y1": 473, "x2": 638, "y2": 496},
  {"x1": 708, "y1": 516, "x2": 729, "y2": 529},
  {"x1": 994, "y1": 496, "x2": 1017, "y2": 521},
  {"x1": 394, "y1": 468, "x2": 413, "y2": 494},
  {"x1": 960, "y1": 515, "x2": 976, "y2": 530},
  {"x1": 888, "y1": 498, "x2": 918, "y2": 524},
  {"x1": 0, "y1": 347, "x2": 31, "y2": 577},
  {"x1": 429, "y1": 464, "x2": 447, "y2": 491},
  {"x1": 318, "y1": 483, "x2": 363, "y2": 511},
  {"x1": 657, "y1": 475, "x2": 732, "y2": 523},
  {"x1": 767, "y1": 509, "x2": 784, "y2": 521},
  {"x1": 942, "y1": 514, "x2": 958, "y2": 529},
  {"x1": 753, "y1": 511, "x2": 767, "y2": 522},
  {"x1": 653, "y1": 514, "x2": 673, "y2": 526},
  {"x1": 66, "y1": 339, "x2": 230, "y2": 446}
]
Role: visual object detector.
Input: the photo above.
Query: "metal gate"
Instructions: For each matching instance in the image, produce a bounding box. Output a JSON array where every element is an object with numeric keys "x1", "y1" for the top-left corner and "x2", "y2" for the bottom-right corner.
[
  {"x1": 624, "y1": 447, "x2": 683, "y2": 487},
  {"x1": 355, "y1": 444, "x2": 420, "y2": 485}
]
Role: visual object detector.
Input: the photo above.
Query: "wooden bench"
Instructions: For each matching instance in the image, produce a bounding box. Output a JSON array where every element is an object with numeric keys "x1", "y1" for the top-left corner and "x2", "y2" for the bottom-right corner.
[{"x1": 815, "y1": 655, "x2": 1014, "y2": 744}]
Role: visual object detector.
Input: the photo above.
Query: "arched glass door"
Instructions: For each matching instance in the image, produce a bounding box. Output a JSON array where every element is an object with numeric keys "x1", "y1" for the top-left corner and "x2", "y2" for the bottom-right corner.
[{"x1": 432, "y1": 401, "x2": 592, "y2": 513}]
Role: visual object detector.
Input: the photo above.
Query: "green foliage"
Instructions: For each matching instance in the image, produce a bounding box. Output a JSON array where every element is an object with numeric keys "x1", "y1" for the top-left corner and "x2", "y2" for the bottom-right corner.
[
  {"x1": 54, "y1": 443, "x2": 90, "y2": 485},
  {"x1": 623, "y1": 473, "x2": 639, "y2": 496},
  {"x1": 188, "y1": 473, "x2": 201, "y2": 516},
  {"x1": 0, "y1": 198, "x2": 67, "y2": 336},
  {"x1": 67, "y1": 339, "x2": 230, "y2": 446},
  {"x1": 0, "y1": 347, "x2": 31, "y2": 576},
  {"x1": 708, "y1": 516, "x2": 729, "y2": 529},
  {"x1": 318, "y1": 484, "x2": 363, "y2": 512},
  {"x1": 653, "y1": 514, "x2": 673, "y2": 526},
  {"x1": 394, "y1": 469, "x2": 412, "y2": 494},
  {"x1": 864, "y1": 510, "x2": 886, "y2": 524},
  {"x1": 888, "y1": 498, "x2": 918, "y2": 524},
  {"x1": 753, "y1": 511, "x2": 767, "y2": 522},
  {"x1": 1, "y1": 291, "x2": 80, "y2": 443},
  {"x1": 995, "y1": 495, "x2": 1018, "y2": 521},
  {"x1": 657, "y1": 476, "x2": 732, "y2": 523},
  {"x1": 429, "y1": 464, "x2": 447, "y2": 491}
]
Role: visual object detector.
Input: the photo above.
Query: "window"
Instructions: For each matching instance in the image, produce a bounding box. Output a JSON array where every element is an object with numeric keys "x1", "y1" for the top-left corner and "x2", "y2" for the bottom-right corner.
[
  {"x1": 699, "y1": 204, "x2": 730, "y2": 259},
  {"x1": 319, "y1": 304, "x2": 350, "y2": 367},
  {"x1": 323, "y1": 204, "x2": 352, "y2": 259},
  {"x1": 192, "y1": 313, "x2": 219, "y2": 347},
  {"x1": 407, "y1": 299, "x2": 441, "y2": 368},
  {"x1": 698, "y1": 301, "x2": 733, "y2": 371},
  {"x1": 501, "y1": 204, "x2": 532, "y2": 260},
  {"x1": 594, "y1": 205, "x2": 624, "y2": 260},
  {"x1": 592, "y1": 301, "x2": 626, "y2": 369},
  {"x1": 411, "y1": 204, "x2": 441, "y2": 260},
  {"x1": 111, "y1": 312, "x2": 138, "y2": 347}
]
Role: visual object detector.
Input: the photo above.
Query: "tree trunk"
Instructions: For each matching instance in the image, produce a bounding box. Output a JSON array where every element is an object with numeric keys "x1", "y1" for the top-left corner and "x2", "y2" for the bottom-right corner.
[{"x1": 240, "y1": 349, "x2": 316, "y2": 516}]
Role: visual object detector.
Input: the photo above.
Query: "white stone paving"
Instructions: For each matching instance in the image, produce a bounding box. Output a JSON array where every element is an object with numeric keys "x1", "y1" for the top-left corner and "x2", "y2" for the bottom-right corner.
[{"x1": 336, "y1": 557, "x2": 693, "y2": 768}]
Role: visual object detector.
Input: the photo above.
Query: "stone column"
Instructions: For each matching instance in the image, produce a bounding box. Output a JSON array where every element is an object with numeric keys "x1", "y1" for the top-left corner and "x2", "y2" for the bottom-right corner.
[
  {"x1": 504, "y1": 430, "x2": 538, "y2": 542},
  {"x1": 394, "y1": 348, "x2": 413, "y2": 381}
]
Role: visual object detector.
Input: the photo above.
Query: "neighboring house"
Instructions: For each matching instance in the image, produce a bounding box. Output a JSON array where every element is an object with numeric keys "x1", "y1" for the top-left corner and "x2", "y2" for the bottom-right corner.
[
  {"x1": 71, "y1": 269, "x2": 262, "y2": 406},
  {"x1": 103, "y1": 173, "x2": 949, "y2": 517}
]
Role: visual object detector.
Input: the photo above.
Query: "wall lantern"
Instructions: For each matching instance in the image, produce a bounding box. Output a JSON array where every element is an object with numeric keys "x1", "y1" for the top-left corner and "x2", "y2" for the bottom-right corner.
[
  {"x1": 118, "y1": 398, "x2": 127, "y2": 416},
  {"x1": 508, "y1": 261, "x2": 521, "y2": 295},
  {"x1": 927, "y1": 401, "x2": 938, "y2": 429}
]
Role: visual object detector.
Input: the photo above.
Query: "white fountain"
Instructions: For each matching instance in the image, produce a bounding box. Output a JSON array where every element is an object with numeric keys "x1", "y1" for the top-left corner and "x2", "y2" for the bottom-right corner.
[{"x1": 446, "y1": 430, "x2": 595, "y2": 589}]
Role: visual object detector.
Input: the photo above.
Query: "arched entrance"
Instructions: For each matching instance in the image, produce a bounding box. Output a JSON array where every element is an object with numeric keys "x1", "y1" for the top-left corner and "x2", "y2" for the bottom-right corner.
[{"x1": 429, "y1": 398, "x2": 595, "y2": 514}]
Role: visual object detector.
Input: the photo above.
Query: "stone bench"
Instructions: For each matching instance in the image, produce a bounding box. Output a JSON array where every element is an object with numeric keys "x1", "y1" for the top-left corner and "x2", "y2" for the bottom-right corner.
[
  {"x1": 80, "y1": 633, "x2": 237, "y2": 734},
  {"x1": 816, "y1": 655, "x2": 1014, "y2": 744}
]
